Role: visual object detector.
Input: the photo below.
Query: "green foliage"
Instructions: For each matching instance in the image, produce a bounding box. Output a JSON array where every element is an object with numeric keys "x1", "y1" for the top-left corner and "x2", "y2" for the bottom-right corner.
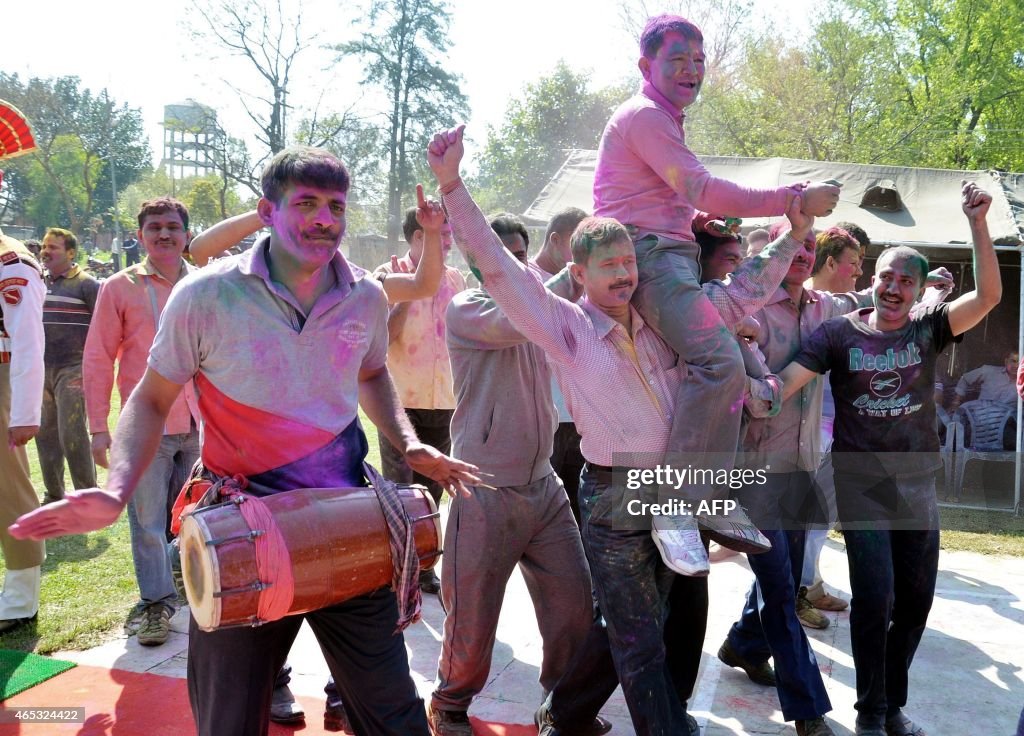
[
  {"x1": 334, "y1": 0, "x2": 470, "y2": 242},
  {"x1": 117, "y1": 170, "x2": 248, "y2": 233},
  {"x1": 473, "y1": 62, "x2": 634, "y2": 214},
  {"x1": 19, "y1": 135, "x2": 96, "y2": 231},
  {"x1": 845, "y1": 0, "x2": 1024, "y2": 170},
  {"x1": 0, "y1": 74, "x2": 150, "y2": 234},
  {"x1": 686, "y1": 0, "x2": 1024, "y2": 172}
]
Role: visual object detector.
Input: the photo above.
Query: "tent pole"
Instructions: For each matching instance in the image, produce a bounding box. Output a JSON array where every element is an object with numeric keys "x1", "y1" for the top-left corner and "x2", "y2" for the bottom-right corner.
[{"x1": 1017, "y1": 247, "x2": 1023, "y2": 516}]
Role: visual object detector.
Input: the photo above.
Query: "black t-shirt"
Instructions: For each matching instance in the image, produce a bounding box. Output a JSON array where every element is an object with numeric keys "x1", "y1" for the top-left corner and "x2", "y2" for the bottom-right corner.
[{"x1": 795, "y1": 304, "x2": 961, "y2": 477}]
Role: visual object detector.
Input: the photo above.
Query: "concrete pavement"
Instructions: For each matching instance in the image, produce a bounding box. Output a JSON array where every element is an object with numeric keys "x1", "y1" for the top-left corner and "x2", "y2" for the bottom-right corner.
[{"x1": 56, "y1": 535, "x2": 1024, "y2": 735}]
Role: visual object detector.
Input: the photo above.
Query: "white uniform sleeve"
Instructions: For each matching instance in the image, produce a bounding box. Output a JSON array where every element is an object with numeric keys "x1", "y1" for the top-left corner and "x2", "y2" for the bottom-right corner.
[{"x1": 1, "y1": 262, "x2": 46, "y2": 426}]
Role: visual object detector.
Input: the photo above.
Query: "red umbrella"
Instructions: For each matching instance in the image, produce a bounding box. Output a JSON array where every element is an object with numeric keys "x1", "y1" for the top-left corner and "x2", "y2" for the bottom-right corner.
[{"x1": 0, "y1": 100, "x2": 37, "y2": 161}]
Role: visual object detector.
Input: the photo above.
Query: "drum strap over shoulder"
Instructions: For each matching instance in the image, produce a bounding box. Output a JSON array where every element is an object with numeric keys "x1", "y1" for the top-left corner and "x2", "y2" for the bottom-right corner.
[{"x1": 363, "y1": 462, "x2": 423, "y2": 632}]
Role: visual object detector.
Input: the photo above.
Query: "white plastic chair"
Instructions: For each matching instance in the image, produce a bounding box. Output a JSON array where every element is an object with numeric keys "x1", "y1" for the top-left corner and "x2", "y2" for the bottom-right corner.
[{"x1": 952, "y1": 400, "x2": 1017, "y2": 499}]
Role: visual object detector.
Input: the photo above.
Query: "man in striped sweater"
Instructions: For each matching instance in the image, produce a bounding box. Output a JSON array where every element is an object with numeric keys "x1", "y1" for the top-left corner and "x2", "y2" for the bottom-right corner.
[{"x1": 37, "y1": 228, "x2": 100, "y2": 504}]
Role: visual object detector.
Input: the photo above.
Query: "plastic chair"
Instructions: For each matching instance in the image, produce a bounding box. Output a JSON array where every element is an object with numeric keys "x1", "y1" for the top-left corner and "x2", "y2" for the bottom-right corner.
[
  {"x1": 952, "y1": 400, "x2": 1017, "y2": 499},
  {"x1": 941, "y1": 419, "x2": 958, "y2": 498}
]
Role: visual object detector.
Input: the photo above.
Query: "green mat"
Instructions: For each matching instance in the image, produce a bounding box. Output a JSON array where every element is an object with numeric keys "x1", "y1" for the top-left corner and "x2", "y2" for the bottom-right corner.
[{"x1": 0, "y1": 649, "x2": 76, "y2": 700}]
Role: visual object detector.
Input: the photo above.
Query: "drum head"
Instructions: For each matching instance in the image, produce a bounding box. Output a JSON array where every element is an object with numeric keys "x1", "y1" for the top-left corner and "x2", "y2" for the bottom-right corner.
[
  {"x1": 421, "y1": 490, "x2": 443, "y2": 571},
  {"x1": 179, "y1": 513, "x2": 222, "y2": 631}
]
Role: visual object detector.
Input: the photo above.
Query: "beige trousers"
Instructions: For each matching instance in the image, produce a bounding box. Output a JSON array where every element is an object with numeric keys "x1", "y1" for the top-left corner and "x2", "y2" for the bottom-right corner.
[{"x1": 0, "y1": 363, "x2": 45, "y2": 569}]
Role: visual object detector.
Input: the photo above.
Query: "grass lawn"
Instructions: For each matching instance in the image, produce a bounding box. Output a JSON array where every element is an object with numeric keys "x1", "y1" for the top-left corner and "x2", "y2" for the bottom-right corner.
[
  {"x1": 2, "y1": 399, "x2": 1021, "y2": 654},
  {"x1": 0, "y1": 399, "x2": 382, "y2": 654}
]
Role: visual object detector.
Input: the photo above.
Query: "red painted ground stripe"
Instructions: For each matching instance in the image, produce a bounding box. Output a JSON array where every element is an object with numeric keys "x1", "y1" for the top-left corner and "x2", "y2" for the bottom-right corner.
[{"x1": 0, "y1": 664, "x2": 536, "y2": 735}]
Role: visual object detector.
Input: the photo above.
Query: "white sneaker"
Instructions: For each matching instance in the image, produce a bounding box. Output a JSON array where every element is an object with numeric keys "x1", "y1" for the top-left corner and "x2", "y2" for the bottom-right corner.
[
  {"x1": 651, "y1": 515, "x2": 709, "y2": 577},
  {"x1": 0, "y1": 566, "x2": 41, "y2": 620}
]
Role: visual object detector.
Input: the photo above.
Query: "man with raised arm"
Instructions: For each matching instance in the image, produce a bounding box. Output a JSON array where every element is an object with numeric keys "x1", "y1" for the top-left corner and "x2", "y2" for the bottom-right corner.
[
  {"x1": 11, "y1": 147, "x2": 477, "y2": 736},
  {"x1": 593, "y1": 13, "x2": 840, "y2": 571},
  {"x1": 778, "y1": 181, "x2": 1001, "y2": 736},
  {"x1": 373, "y1": 209, "x2": 466, "y2": 595},
  {"x1": 427, "y1": 124, "x2": 820, "y2": 736},
  {"x1": 427, "y1": 212, "x2": 594, "y2": 736}
]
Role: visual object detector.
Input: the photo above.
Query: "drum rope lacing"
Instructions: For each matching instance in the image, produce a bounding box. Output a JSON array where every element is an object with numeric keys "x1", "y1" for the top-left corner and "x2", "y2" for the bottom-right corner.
[{"x1": 218, "y1": 474, "x2": 295, "y2": 623}]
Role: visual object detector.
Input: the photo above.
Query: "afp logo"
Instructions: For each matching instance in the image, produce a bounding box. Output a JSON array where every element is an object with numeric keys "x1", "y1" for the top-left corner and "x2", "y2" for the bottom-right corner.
[{"x1": 869, "y1": 370, "x2": 901, "y2": 397}]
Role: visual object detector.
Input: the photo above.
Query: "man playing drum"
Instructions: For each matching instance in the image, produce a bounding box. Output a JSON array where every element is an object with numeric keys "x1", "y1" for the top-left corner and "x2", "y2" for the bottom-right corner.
[{"x1": 10, "y1": 146, "x2": 478, "y2": 736}]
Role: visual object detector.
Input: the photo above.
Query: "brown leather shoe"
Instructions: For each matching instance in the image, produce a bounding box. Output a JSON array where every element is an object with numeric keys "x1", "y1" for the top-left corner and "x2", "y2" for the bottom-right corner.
[
  {"x1": 717, "y1": 639, "x2": 776, "y2": 687},
  {"x1": 811, "y1": 592, "x2": 849, "y2": 611}
]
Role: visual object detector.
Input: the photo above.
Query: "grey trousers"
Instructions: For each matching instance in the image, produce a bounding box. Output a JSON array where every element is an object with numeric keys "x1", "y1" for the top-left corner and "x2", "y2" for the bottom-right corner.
[
  {"x1": 431, "y1": 472, "x2": 592, "y2": 712},
  {"x1": 35, "y1": 363, "x2": 95, "y2": 502},
  {"x1": 632, "y1": 236, "x2": 746, "y2": 501}
]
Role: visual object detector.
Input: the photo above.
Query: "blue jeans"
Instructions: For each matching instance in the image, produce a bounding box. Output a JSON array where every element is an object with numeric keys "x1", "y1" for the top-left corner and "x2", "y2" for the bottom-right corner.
[
  {"x1": 128, "y1": 431, "x2": 199, "y2": 607},
  {"x1": 575, "y1": 467, "x2": 688, "y2": 735},
  {"x1": 802, "y1": 449, "x2": 838, "y2": 596},
  {"x1": 727, "y1": 472, "x2": 831, "y2": 721},
  {"x1": 836, "y1": 472, "x2": 940, "y2": 727},
  {"x1": 545, "y1": 540, "x2": 709, "y2": 729}
]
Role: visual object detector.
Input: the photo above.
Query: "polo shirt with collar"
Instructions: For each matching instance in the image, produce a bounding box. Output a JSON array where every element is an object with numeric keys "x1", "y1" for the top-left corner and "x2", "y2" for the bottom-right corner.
[{"x1": 149, "y1": 236, "x2": 388, "y2": 488}]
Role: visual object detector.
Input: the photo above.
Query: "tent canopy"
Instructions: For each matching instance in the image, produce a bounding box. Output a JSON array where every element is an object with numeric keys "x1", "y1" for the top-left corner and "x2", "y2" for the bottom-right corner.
[{"x1": 524, "y1": 150, "x2": 1023, "y2": 248}]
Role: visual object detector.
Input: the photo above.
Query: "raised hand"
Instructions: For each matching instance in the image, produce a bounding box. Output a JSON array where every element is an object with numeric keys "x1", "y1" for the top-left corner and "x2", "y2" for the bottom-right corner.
[
  {"x1": 961, "y1": 180, "x2": 992, "y2": 222},
  {"x1": 925, "y1": 266, "x2": 955, "y2": 292},
  {"x1": 415, "y1": 183, "x2": 445, "y2": 232},
  {"x1": 403, "y1": 441, "x2": 480, "y2": 498},
  {"x1": 800, "y1": 181, "x2": 841, "y2": 217},
  {"x1": 390, "y1": 255, "x2": 411, "y2": 274},
  {"x1": 785, "y1": 195, "x2": 814, "y2": 242},
  {"x1": 9, "y1": 488, "x2": 125, "y2": 541},
  {"x1": 427, "y1": 125, "x2": 466, "y2": 189}
]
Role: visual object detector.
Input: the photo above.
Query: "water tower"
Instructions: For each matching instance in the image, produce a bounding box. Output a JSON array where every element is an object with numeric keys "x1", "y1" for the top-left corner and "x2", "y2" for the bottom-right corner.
[{"x1": 161, "y1": 100, "x2": 221, "y2": 182}]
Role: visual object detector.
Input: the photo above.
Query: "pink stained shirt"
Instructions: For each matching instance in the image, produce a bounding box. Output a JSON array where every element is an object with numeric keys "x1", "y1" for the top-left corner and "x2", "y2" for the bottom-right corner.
[
  {"x1": 372, "y1": 258, "x2": 465, "y2": 410},
  {"x1": 83, "y1": 258, "x2": 199, "y2": 436},
  {"x1": 594, "y1": 81, "x2": 797, "y2": 242},
  {"x1": 443, "y1": 181, "x2": 680, "y2": 468}
]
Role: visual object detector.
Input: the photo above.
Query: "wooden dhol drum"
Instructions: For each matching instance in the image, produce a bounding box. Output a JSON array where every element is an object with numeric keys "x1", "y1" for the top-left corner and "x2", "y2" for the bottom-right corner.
[{"x1": 179, "y1": 485, "x2": 441, "y2": 631}]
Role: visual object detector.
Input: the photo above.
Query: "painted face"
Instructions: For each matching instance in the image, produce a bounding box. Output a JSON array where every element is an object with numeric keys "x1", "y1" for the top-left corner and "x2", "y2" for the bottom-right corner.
[
  {"x1": 499, "y1": 232, "x2": 529, "y2": 265},
  {"x1": 441, "y1": 222, "x2": 454, "y2": 256},
  {"x1": 40, "y1": 234, "x2": 75, "y2": 277},
  {"x1": 831, "y1": 245, "x2": 865, "y2": 292},
  {"x1": 783, "y1": 232, "x2": 817, "y2": 287},
  {"x1": 1005, "y1": 352, "x2": 1019, "y2": 377},
  {"x1": 701, "y1": 239, "x2": 743, "y2": 282},
  {"x1": 139, "y1": 210, "x2": 188, "y2": 269},
  {"x1": 261, "y1": 184, "x2": 347, "y2": 272},
  {"x1": 640, "y1": 32, "x2": 705, "y2": 111},
  {"x1": 572, "y1": 237, "x2": 638, "y2": 310},
  {"x1": 871, "y1": 255, "x2": 924, "y2": 328}
]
